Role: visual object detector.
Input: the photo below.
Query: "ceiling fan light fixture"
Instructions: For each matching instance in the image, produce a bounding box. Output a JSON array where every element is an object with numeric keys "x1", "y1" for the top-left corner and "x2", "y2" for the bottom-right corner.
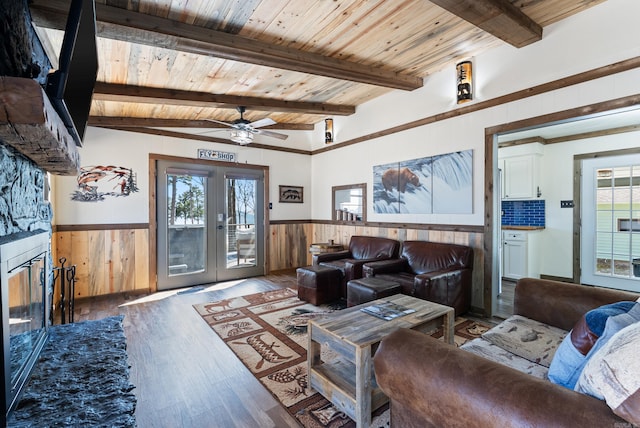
[{"x1": 230, "y1": 129, "x2": 253, "y2": 145}]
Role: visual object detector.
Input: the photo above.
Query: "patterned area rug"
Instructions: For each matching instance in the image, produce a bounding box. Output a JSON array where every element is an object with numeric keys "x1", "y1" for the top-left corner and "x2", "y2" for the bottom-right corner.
[{"x1": 193, "y1": 289, "x2": 489, "y2": 428}]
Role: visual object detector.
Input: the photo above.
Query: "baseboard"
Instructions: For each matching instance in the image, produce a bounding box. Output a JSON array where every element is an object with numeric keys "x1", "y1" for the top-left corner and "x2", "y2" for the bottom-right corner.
[
  {"x1": 468, "y1": 305, "x2": 487, "y2": 318},
  {"x1": 539, "y1": 274, "x2": 575, "y2": 283}
]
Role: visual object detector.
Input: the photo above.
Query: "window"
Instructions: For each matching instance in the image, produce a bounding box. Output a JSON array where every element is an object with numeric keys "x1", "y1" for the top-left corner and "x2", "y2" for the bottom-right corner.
[{"x1": 618, "y1": 218, "x2": 640, "y2": 232}]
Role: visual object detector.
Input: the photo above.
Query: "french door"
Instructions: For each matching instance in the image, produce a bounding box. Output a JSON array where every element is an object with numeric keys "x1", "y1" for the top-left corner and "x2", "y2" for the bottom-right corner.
[
  {"x1": 581, "y1": 154, "x2": 640, "y2": 292},
  {"x1": 156, "y1": 160, "x2": 265, "y2": 291}
]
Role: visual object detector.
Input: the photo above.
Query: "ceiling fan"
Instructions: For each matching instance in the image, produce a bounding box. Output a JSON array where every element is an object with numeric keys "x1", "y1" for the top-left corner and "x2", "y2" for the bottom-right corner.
[{"x1": 205, "y1": 106, "x2": 289, "y2": 145}]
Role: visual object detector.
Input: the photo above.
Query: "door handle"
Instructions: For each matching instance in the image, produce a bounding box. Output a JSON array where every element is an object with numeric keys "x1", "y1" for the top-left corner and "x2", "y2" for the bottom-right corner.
[{"x1": 217, "y1": 225, "x2": 223, "y2": 230}]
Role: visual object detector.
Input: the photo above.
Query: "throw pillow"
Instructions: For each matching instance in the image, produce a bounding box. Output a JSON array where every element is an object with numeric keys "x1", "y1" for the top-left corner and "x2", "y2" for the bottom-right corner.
[
  {"x1": 574, "y1": 321, "x2": 640, "y2": 426},
  {"x1": 571, "y1": 301, "x2": 636, "y2": 355},
  {"x1": 481, "y1": 315, "x2": 566, "y2": 367},
  {"x1": 548, "y1": 301, "x2": 639, "y2": 389}
]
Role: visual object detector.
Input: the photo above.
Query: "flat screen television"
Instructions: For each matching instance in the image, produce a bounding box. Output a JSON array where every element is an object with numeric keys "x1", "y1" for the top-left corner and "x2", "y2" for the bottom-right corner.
[{"x1": 45, "y1": 0, "x2": 98, "y2": 147}]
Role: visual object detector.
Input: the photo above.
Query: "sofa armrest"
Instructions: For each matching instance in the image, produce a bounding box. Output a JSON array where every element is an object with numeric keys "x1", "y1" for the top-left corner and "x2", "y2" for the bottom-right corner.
[
  {"x1": 312, "y1": 250, "x2": 351, "y2": 265},
  {"x1": 345, "y1": 258, "x2": 394, "y2": 280},
  {"x1": 373, "y1": 328, "x2": 625, "y2": 428},
  {"x1": 414, "y1": 268, "x2": 458, "y2": 292},
  {"x1": 514, "y1": 278, "x2": 640, "y2": 331},
  {"x1": 415, "y1": 267, "x2": 463, "y2": 281},
  {"x1": 362, "y1": 258, "x2": 409, "y2": 277},
  {"x1": 413, "y1": 268, "x2": 471, "y2": 314}
]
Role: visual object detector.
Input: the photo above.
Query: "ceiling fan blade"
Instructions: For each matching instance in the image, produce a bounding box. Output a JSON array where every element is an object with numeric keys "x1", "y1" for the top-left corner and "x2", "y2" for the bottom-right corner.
[
  {"x1": 195, "y1": 129, "x2": 226, "y2": 135},
  {"x1": 249, "y1": 118, "x2": 276, "y2": 129},
  {"x1": 255, "y1": 129, "x2": 289, "y2": 140},
  {"x1": 203, "y1": 118, "x2": 236, "y2": 128}
]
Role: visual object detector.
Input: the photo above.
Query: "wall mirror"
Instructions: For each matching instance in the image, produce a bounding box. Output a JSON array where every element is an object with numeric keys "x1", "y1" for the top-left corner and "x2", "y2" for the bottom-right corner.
[{"x1": 332, "y1": 183, "x2": 366, "y2": 222}]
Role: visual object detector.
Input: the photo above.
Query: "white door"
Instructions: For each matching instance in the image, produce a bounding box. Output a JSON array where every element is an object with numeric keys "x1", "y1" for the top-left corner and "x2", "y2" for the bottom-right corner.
[{"x1": 581, "y1": 154, "x2": 640, "y2": 292}]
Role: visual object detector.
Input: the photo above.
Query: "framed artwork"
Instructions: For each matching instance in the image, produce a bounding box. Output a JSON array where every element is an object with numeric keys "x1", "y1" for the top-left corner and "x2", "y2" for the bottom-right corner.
[
  {"x1": 279, "y1": 185, "x2": 303, "y2": 203},
  {"x1": 373, "y1": 149, "x2": 472, "y2": 214}
]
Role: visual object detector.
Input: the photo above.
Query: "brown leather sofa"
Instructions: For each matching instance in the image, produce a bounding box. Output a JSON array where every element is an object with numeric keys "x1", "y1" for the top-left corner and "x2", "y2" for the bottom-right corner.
[
  {"x1": 313, "y1": 236, "x2": 400, "y2": 295},
  {"x1": 373, "y1": 278, "x2": 640, "y2": 428},
  {"x1": 362, "y1": 240, "x2": 473, "y2": 315}
]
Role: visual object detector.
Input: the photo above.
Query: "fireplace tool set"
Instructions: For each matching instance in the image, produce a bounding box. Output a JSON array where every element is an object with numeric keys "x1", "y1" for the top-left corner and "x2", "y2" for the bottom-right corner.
[{"x1": 52, "y1": 257, "x2": 76, "y2": 324}]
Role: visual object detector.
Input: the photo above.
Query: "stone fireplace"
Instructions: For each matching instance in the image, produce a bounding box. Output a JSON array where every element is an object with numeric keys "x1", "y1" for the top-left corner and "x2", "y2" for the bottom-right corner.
[{"x1": 0, "y1": 144, "x2": 53, "y2": 424}]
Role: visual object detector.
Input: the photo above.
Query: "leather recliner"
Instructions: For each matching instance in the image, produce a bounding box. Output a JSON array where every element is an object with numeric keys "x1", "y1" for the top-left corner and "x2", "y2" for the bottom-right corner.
[
  {"x1": 363, "y1": 240, "x2": 473, "y2": 315},
  {"x1": 313, "y1": 236, "x2": 400, "y2": 296}
]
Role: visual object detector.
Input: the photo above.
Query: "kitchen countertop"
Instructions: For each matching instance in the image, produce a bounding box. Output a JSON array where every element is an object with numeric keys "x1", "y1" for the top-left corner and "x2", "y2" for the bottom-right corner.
[{"x1": 502, "y1": 226, "x2": 545, "y2": 231}]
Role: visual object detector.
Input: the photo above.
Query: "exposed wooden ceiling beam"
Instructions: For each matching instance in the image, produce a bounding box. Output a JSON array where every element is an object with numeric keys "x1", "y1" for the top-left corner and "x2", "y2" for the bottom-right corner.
[
  {"x1": 89, "y1": 116, "x2": 314, "y2": 130},
  {"x1": 428, "y1": 0, "x2": 542, "y2": 48},
  {"x1": 29, "y1": 0, "x2": 423, "y2": 90},
  {"x1": 91, "y1": 83, "x2": 355, "y2": 116}
]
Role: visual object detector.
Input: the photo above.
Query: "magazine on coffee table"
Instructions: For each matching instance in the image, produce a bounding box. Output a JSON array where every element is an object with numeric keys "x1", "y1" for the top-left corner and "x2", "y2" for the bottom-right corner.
[{"x1": 360, "y1": 301, "x2": 416, "y2": 320}]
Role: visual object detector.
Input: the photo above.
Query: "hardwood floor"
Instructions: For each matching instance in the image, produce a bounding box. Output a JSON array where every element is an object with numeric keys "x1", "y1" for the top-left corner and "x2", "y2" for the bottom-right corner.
[
  {"x1": 73, "y1": 271, "x2": 300, "y2": 428},
  {"x1": 495, "y1": 279, "x2": 516, "y2": 319},
  {"x1": 71, "y1": 270, "x2": 514, "y2": 427}
]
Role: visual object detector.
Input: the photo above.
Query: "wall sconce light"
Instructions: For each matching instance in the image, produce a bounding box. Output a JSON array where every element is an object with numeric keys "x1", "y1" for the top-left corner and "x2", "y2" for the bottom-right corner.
[
  {"x1": 325, "y1": 118, "x2": 334, "y2": 144},
  {"x1": 456, "y1": 60, "x2": 473, "y2": 104}
]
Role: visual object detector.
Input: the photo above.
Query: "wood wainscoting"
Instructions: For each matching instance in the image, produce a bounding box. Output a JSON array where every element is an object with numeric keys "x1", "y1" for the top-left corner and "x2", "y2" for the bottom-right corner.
[
  {"x1": 54, "y1": 221, "x2": 486, "y2": 313},
  {"x1": 53, "y1": 225, "x2": 150, "y2": 299}
]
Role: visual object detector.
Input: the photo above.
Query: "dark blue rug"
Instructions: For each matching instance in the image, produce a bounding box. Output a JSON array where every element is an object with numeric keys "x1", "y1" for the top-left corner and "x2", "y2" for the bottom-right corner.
[{"x1": 7, "y1": 316, "x2": 136, "y2": 427}]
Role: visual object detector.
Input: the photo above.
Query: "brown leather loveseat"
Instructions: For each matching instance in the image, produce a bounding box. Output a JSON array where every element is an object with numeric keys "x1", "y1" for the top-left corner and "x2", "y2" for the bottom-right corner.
[
  {"x1": 313, "y1": 235, "x2": 400, "y2": 295},
  {"x1": 373, "y1": 278, "x2": 640, "y2": 427},
  {"x1": 362, "y1": 240, "x2": 473, "y2": 315}
]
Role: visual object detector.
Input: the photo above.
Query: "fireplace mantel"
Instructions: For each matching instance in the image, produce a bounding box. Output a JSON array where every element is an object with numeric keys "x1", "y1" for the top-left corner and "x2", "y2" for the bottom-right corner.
[{"x1": 0, "y1": 76, "x2": 80, "y2": 176}]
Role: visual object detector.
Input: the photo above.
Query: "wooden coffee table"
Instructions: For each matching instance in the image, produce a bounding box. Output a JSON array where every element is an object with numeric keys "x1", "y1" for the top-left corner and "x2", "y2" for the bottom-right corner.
[{"x1": 307, "y1": 294, "x2": 454, "y2": 427}]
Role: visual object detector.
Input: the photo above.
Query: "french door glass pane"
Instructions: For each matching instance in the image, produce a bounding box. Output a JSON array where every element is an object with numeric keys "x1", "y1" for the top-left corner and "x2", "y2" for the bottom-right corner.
[
  {"x1": 166, "y1": 173, "x2": 206, "y2": 276},
  {"x1": 227, "y1": 177, "x2": 257, "y2": 269}
]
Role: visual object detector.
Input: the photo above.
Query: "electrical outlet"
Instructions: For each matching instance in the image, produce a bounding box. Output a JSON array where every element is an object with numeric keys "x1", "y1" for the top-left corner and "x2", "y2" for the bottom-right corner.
[{"x1": 560, "y1": 200, "x2": 574, "y2": 208}]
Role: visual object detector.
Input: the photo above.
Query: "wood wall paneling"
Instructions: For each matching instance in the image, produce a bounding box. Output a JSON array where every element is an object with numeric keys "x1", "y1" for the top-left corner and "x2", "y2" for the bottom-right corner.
[
  {"x1": 269, "y1": 223, "x2": 313, "y2": 270},
  {"x1": 89, "y1": 230, "x2": 106, "y2": 297},
  {"x1": 53, "y1": 223, "x2": 484, "y2": 313},
  {"x1": 53, "y1": 228, "x2": 150, "y2": 299}
]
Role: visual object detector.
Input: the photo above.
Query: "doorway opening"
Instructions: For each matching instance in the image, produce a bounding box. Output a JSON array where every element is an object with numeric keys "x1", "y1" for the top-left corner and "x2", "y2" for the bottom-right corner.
[{"x1": 485, "y1": 97, "x2": 640, "y2": 317}]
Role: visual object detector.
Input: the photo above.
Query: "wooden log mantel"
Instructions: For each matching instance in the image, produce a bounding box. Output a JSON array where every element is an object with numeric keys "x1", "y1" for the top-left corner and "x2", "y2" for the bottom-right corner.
[{"x1": 0, "y1": 76, "x2": 80, "y2": 175}]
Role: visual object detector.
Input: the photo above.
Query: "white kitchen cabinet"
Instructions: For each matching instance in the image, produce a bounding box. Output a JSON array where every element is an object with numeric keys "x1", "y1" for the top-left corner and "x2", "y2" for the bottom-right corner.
[
  {"x1": 502, "y1": 154, "x2": 542, "y2": 200},
  {"x1": 502, "y1": 230, "x2": 541, "y2": 280}
]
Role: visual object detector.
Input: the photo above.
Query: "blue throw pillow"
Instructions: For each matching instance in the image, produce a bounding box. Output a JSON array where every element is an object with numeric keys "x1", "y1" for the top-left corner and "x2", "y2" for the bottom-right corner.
[{"x1": 548, "y1": 301, "x2": 639, "y2": 389}]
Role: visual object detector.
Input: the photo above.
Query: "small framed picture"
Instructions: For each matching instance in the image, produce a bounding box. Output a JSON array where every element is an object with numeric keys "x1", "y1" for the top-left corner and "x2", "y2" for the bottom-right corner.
[{"x1": 279, "y1": 185, "x2": 303, "y2": 203}]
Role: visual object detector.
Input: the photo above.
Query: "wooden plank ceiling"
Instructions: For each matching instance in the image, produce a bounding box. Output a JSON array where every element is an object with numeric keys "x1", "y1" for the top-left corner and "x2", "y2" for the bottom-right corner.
[{"x1": 29, "y1": 0, "x2": 605, "y2": 146}]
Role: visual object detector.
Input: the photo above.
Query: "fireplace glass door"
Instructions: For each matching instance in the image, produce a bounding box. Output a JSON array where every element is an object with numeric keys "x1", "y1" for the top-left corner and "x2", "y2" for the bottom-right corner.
[{"x1": 8, "y1": 253, "x2": 46, "y2": 387}]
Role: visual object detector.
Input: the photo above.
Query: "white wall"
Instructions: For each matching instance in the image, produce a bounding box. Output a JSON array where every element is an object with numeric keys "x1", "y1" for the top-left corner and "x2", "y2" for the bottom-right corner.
[
  {"x1": 51, "y1": 127, "x2": 313, "y2": 224},
  {"x1": 52, "y1": 0, "x2": 640, "y2": 232},
  {"x1": 311, "y1": 0, "x2": 640, "y2": 226}
]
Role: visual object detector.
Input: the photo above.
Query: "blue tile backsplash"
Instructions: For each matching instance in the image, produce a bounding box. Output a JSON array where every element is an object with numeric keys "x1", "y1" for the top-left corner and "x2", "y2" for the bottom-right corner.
[{"x1": 501, "y1": 200, "x2": 545, "y2": 227}]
